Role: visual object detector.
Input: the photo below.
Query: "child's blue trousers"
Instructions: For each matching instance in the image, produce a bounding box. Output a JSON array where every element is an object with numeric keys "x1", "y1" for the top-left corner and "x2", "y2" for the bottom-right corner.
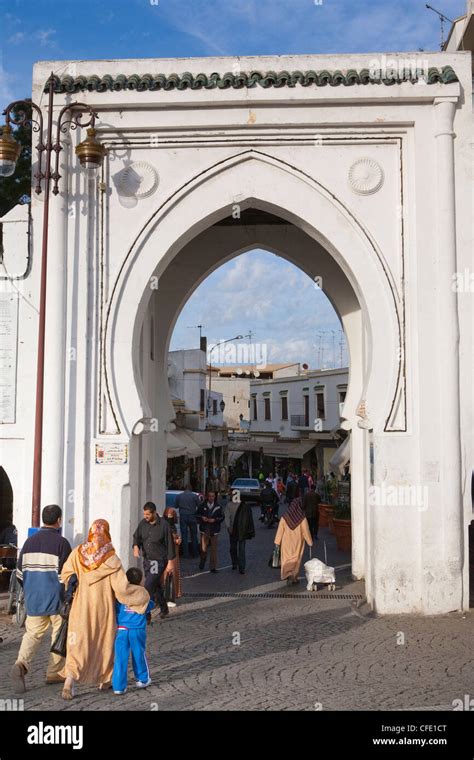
[{"x1": 112, "y1": 627, "x2": 150, "y2": 692}]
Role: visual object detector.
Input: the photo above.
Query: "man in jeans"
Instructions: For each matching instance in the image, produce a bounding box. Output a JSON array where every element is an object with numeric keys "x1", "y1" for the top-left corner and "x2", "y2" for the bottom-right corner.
[
  {"x1": 10, "y1": 505, "x2": 72, "y2": 693},
  {"x1": 133, "y1": 503, "x2": 175, "y2": 619},
  {"x1": 197, "y1": 492, "x2": 224, "y2": 573},
  {"x1": 175, "y1": 485, "x2": 200, "y2": 558}
]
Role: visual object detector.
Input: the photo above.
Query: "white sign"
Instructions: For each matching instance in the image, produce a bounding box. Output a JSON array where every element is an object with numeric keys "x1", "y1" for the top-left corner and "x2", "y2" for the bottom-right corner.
[
  {"x1": 0, "y1": 294, "x2": 19, "y2": 424},
  {"x1": 95, "y1": 443, "x2": 128, "y2": 465}
]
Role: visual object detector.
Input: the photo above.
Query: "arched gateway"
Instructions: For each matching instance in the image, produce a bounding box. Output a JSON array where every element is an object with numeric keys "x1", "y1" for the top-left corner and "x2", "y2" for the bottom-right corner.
[{"x1": 4, "y1": 54, "x2": 472, "y2": 615}]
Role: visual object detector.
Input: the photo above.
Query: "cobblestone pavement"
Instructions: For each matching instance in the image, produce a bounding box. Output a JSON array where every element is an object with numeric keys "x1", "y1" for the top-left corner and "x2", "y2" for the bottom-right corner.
[{"x1": 0, "y1": 510, "x2": 472, "y2": 712}]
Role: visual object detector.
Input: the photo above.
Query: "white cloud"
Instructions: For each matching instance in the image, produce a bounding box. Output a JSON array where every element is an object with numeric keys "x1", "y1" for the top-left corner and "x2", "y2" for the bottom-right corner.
[
  {"x1": 37, "y1": 29, "x2": 57, "y2": 48},
  {"x1": 172, "y1": 249, "x2": 346, "y2": 368},
  {"x1": 0, "y1": 62, "x2": 15, "y2": 105},
  {"x1": 8, "y1": 32, "x2": 26, "y2": 44}
]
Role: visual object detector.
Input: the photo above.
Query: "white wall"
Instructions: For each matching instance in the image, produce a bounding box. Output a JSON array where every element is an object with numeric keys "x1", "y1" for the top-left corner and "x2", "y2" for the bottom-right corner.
[
  {"x1": 212, "y1": 376, "x2": 251, "y2": 428},
  {"x1": 168, "y1": 348, "x2": 224, "y2": 427}
]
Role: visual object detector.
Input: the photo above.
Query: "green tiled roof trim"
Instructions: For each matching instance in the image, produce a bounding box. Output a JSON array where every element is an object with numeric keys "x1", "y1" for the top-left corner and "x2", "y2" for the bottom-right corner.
[{"x1": 47, "y1": 66, "x2": 459, "y2": 93}]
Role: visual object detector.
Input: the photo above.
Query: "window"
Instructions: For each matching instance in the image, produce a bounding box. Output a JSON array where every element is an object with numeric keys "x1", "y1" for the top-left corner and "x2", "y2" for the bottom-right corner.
[
  {"x1": 338, "y1": 390, "x2": 346, "y2": 417},
  {"x1": 252, "y1": 396, "x2": 257, "y2": 421},
  {"x1": 213, "y1": 399, "x2": 218, "y2": 416},
  {"x1": 264, "y1": 397, "x2": 271, "y2": 421},
  {"x1": 316, "y1": 391, "x2": 325, "y2": 419},
  {"x1": 200, "y1": 389, "x2": 205, "y2": 413},
  {"x1": 304, "y1": 395, "x2": 309, "y2": 427},
  {"x1": 281, "y1": 396, "x2": 288, "y2": 420},
  {"x1": 233, "y1": 396, "x2": 236, "y2": 403}
]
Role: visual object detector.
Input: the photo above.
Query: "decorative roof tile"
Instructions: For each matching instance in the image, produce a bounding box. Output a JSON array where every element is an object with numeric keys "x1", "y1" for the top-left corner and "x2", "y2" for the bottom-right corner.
[{"x1": 47, "y1": 66, "x2": 459, "y2": 93}]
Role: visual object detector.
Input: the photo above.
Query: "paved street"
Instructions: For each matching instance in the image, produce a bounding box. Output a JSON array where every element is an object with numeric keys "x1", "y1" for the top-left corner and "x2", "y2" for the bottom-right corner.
[{"x1": 0, "y1": 509, "x2": 473, "y2": 712}]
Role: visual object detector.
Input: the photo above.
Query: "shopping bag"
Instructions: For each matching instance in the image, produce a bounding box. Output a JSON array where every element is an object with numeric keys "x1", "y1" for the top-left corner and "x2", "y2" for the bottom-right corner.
[
  {"x1": 50, "y1": 618, "x2": 69, "y2": 658},
  {"x1": 268, "y1": 545, "x2": 281, "y2": 569},
  {"x1": 164, "y1": 572, "x2": 175, "y2": 602}
]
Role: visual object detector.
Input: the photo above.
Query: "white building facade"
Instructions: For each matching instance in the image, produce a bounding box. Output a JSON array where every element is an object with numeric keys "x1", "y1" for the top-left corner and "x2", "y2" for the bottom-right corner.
[
  {"x1": 236, "y1": 368, "x2": 348, "y2": 475},
  {"x1": 167, "y1": 348, "x2": 227, "y2": 491},
  {"x1": 0, "y1": 51, "x2": 472, "y2": 614}
]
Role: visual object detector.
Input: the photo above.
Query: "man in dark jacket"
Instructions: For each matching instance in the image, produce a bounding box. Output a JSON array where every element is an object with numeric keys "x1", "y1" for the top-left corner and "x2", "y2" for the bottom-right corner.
[
  {"x1": 197, "y1": 492, "x2": 224, "y2": 573},
  {"x1": 298, "y1": 471, "x2": 309, "y2": 498},
  {"x1": 175, "y1": 485, "x2": 200, "y2": 558},
  {"x1": 10, "y1": 505, "x2": 71, "y2": 693},
  {"x1": 303, "y1": 484, "x2": 321, "y2": 539},
  {"x1": 225, "y1": 493, "x2": 255, "y2": 574},
  {"x1": 133, "y1": 502, "x2": 176, "y2": 619},
  {"x1": 285, "y1": 474, "x2": 298, "y2": 504}
]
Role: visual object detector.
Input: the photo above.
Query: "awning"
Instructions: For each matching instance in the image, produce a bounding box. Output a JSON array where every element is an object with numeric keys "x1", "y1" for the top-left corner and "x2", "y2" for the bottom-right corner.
[
  {"x1": 328, "y1": 435, "x2": 351, "y2": 474},
  {"x1": 167, "y1": 429, "x2": 203, "y2": 459},
  {"x1": 228, "y1": 439, "x2": 316, "y2": 460},
  {"x1": 227, "y1": 450, "x2": 245, "y2": 466},
  {"x1": 191, "y1": 431, "x2": 212, "y2": 449},
  {"x1": 167, "y1": 431, "x2": 187, "y2": 459}
]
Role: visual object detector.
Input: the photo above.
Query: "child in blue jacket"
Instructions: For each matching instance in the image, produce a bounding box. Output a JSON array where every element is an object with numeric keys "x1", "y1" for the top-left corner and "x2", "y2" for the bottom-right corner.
[{"x1": 112, "y1": 567, "x2": 154, "y2": 695}]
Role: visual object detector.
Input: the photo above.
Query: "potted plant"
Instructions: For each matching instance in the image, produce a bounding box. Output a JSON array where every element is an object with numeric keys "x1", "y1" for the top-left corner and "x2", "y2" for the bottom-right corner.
[{"x1": 332, "y1": 503, "x2": 351, "y2": 553}]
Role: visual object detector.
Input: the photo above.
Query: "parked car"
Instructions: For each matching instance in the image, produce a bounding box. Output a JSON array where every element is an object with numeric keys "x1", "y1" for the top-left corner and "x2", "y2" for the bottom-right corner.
[{"x1": 230, "y1": 478, "x2": 262, "y2": 504}]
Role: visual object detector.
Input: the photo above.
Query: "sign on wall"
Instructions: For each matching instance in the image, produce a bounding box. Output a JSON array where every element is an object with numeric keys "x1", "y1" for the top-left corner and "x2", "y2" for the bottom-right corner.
[
  {"x1": 95, "y1": 442, "x2": 129, "y2": 465},
  {"x1": 0, "y1": 294, "x2": 19, "y2": 424}
]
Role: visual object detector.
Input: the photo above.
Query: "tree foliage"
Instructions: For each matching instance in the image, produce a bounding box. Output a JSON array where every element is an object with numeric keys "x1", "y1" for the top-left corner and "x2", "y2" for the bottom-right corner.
[{"x1": 0, "y1": 100, "x2": 32, "y2": 218}]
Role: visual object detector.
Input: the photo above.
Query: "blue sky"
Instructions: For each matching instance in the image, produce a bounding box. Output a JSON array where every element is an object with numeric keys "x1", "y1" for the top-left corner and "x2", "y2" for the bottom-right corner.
[{"x1": 0, "y1": 0, "x2": 467, "y2": 367}]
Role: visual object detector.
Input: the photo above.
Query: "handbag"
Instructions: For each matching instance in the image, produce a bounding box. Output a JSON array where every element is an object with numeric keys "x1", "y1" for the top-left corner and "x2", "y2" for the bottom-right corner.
[
  {"x1": 50, "y1": 618, "x2": 69, "y2": 658},
  {"x1": 164, "y1": 572, "x2": 175, "y2": 603},
  {"x1": 268, "y1": 545, "x2": 281, "y2": 569},
  {"x1": 51, "y1": 575, "x2": 77, "y2": 657}
]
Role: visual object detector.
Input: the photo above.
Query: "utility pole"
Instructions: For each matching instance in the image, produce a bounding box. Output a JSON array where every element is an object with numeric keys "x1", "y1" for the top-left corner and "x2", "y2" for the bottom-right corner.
[
  {"x1": 245, "y1": 329, "x2": 254, "y2": 373},
  {"x1": 316, "y1": 331, "x2": 323, "y2": 368}
]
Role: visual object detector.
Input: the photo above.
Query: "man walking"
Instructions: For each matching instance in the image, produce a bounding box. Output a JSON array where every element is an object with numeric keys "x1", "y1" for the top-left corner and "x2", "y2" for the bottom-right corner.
[
  {"x1": 298, "y1": 470, "x2": 309, "y2": 499},
  {"x1": 224, "y1": 492, "x2": 255, "y2": 574},
  {"x1": 10, "y1": 505, "x2": 72, "y2": 693},
  {"x1": 303, "y1": 484, "x2": 321, "y2": 540},
  {"x1": 197, "y1": 492, "x2": 224, "y2": 573},
  {"x1": 175, "y1": 485, "x2": 200, "y2": 558},
  {"x1": 285, "y1": 473, "x2": 298, "y2": 504},
  {"x1": 133, "y1": 503, "x2": 175, "y2": 619}
]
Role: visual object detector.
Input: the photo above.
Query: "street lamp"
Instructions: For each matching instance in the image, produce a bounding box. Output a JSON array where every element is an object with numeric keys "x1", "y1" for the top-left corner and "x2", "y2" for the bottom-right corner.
[
  {"x1": 0, "y1": 72, "x2": 107, "y2": 527},
  {"x1": 219, "y1": 400, "x2": 225, "y2": 413},
  {"x1": 207, "y1": 335, "x2": 243, "y2": 417}
]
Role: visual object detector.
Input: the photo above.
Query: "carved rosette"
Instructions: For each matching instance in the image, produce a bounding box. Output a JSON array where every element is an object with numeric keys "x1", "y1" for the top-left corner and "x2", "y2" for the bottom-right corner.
[
  {"x1": 349, "y1": 158, "x2": 384, "y2": 195},
  {"x1": 118, "y1": 161, "x2": 159, "y2": 198}
]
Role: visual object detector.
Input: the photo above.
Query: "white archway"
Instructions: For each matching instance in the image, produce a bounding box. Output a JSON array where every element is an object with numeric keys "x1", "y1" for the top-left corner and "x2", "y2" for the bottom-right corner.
[
  {"x1": 100, "y1": 152, "x2": 403, "y2": 611},
  {"x1": 106, "y1": 152, "x2": 401, "y2": 438}
]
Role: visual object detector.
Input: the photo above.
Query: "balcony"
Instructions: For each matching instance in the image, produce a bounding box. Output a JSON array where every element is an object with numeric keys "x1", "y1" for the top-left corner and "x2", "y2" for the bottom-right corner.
[{"x1": 291, "y1": 415, "x2": 310, "y2": 430}]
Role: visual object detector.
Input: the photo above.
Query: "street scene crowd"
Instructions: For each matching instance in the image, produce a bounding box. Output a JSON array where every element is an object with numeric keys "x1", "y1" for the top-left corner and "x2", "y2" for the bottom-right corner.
[{"x1": 3, "y1": 469, "x2": 345, "y2": 701}]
